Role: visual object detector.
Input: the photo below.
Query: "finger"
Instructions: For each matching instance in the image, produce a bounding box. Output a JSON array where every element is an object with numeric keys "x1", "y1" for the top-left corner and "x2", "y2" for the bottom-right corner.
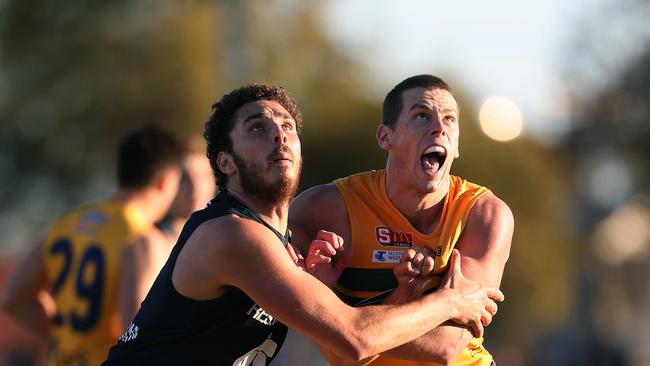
[
  {"x1": 315, "y1": 230, "x2": 342, "y2": 250},
  {"x1": 481, "y1": 312, "x2": 493, "y2": 327},
  {"x1": 486, "y1": 288, "x2": 505, "y2": 302},
  {"x1": 287, "y1": 244, "x2": 306, "y2": 270},
  {"x1": 394, "y1": 261, "x2": 420, "y2": 277},
  {"x1": 309, "y1": 240, "x2": 337, "y2": 256},
  {"x1": 286, "y1": 244, "x2": 299, "y2": 262},
  {"x1": 441, "y1": 249, "x2": 461, "y2": 288},
  {"x1": 306, "y1": 254, "x2": 332, "y2": 266},
  {"x1": 471, "y1": 320, "x2": 484, "y2": 339},
  {"x1": 449, "y1": 248, "x2": 462, "y2": 275},
  {"x1": 400, "y1": 249, "x2": 416, "y2": 263},
  {"x1": 486, "y1": 299, "x2": 498, "y2": 317},
  {"x1": 412, "y1": 252, "x2": 425, "y2": 270},
  {"x1": 420, "y1": 256, "x2": 435, "y2": 277}
]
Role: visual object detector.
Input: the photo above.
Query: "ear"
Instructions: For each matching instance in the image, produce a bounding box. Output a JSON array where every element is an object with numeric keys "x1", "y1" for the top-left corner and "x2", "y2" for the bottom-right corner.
[
  {"x1": 217, "y1": 151, "x2": 236, "y2": 176},
  {"x1": 376, "y1": 124, "x2": 392, "y2": 152},
  {"x1": 454, "y1": 144, "x2": 460, "y2": 159},
  {"x1": 155, "y1": 167, "x2": 180, "y2": 191}
]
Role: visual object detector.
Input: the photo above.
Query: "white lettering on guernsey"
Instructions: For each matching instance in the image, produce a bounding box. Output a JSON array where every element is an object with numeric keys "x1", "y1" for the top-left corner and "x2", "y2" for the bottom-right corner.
[
  {"x1": 246, "y1": 304, "x2": 277, "y2": 326},
  {"x1": 232, "y1": 338, "x2": 278, "y2": 366},
  {"x1": 119, "y1": 323, "x2": 139, "y2": 342},
  {"x1": 372, "y1": 250, "x2": 404, "y2": 263}
]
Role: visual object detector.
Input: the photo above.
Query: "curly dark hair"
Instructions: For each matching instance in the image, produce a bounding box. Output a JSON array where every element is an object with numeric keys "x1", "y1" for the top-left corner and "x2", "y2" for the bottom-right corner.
[
  {"x1": 204, "y1": 84, "x2": 303, "y2": 192},
  {"x1": 382, "y1": 74, "x2": 455, "y2": 129}
]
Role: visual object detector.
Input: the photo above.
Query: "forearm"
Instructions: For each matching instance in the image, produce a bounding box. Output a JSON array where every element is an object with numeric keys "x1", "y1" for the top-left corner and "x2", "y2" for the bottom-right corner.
[
  {"x1": 382, "y1": 322, "x2": 472, "y2": 363},
  {"x1": 347, "y1": 289, "x2": 460, "y2": 359},
  {"x1": 316, "y1": 339, "x2": 379, "y2": 366},
  {"x1": 378, "y1": 287, "x2": 470, "y2": 363}
]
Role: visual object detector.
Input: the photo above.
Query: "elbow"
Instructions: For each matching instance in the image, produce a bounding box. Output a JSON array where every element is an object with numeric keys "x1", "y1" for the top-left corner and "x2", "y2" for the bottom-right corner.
[
  {"x1": 332, "y1": 327, "x2": 376, "y2": 362},
  {"x1": 435, "y1": 344, "x2": 464, "y2": 365},
  {"x1": 337, "y1": 336, "x2": 372, "y2": 362}
]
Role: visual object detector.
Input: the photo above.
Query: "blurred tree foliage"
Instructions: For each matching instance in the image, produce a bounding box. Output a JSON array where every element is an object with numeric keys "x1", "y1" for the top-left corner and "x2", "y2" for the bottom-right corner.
[
  {"x1": 451, "y1": 92, "x2": 576, "y2": 360},
  {"x1": 0, "y1": 0, "x2": 578, "y2": 364},
  {"x1": 550, "y1": 0, "x2": 650, "y2": 363}
]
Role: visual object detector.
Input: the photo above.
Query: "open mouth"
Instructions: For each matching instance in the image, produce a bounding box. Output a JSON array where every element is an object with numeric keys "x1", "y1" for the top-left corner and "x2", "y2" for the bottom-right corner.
[
  {"x1": 420, "y1": 145, "x2": 447, "y2": 173},
  {"x1": 268, "y1": 147, "x2": 293, "y2": 165}
]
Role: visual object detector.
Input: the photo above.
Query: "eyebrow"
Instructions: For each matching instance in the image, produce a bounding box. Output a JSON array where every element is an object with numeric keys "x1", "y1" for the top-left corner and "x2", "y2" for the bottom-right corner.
[
  {"x1": 408, "y1": 103, "x2": 457, "y2": 115},
  {"x1": 408, "y1": 103, "x2": 431, "y2": 112},
  {"x1": 243, "y1": 112, "x2": 265, "y2": 124},
  {"x1": 439, "y1": 108, "x2": 458, "y2": 115},
  {"x1": 243, "y1": 112, "x2": 294, "y2": 124}
]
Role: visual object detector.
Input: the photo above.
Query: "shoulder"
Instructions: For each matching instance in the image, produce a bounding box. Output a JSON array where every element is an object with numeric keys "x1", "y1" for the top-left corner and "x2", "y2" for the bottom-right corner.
[
  {"x1": 125, "y1": 229, "x2": 169, "y2": 256},
  {"x1": 187, "y1": 214, "x2": 277, "y2": 258},
  {"x1": 460, "y1": 191, "x2": 514, "y2": 259},
  {"x1": 470, "y1": 192, "x2": 514, "y2": 229},
  {"x1": 290, "y1": 183, "x2": 348, "y2": 234},
  {"x1": 182, "y1": 214, "x2": 291, "y2": 284},
  {"x1": 292, "y1": 183, "x2": 345, "y2": 212}
]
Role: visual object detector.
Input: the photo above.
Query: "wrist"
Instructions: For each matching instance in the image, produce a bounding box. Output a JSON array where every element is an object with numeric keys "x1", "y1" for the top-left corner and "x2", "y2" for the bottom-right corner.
[{"x1": 436, "y1": 287, "x2": 461, "y2": 319}]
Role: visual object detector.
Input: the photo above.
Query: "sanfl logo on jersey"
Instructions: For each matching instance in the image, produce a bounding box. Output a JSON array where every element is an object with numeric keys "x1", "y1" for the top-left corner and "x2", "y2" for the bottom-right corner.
[
  {"x1": 119, "y1": 323, "x2": 139, "y2": 342},
  {"x1": 375, "y1": 226, "x2": 413, "y2": 247}
]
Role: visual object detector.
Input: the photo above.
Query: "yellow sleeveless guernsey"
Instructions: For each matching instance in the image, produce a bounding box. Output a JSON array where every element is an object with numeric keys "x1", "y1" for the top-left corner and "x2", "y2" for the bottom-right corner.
[
  {"x1": 40, "y1": 200, "x2": 150, "y2": 366},
  {"x1": 334, "y1": 170, "x2": 492, "y2": 366}
]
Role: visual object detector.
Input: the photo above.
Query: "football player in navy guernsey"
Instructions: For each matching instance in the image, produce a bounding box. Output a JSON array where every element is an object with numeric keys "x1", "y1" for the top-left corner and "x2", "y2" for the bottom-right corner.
[{"x1": 102, "y1": 84, "x2": 504, "y2": 366}]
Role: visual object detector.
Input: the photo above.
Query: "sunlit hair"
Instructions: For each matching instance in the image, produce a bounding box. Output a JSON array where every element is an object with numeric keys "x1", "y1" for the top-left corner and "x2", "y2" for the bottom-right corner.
[
  {"x1": 117, "y1": 125, "x2": 182, "y2": 189},
  {"x1": 204, "y1": 84, "x2": 303, "y2": 192},
  {"x1": 382, "y1": 74, "x2": 454, "y2": 129}
]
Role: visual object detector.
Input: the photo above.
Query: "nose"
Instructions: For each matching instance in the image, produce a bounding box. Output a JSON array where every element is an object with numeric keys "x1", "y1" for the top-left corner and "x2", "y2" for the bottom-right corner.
[
  {"x1": 429, "y1": 114, "x2": 446, "y2": 137},
  {"x1": 271, "y1": 122, "x2": 287, "y2": 145}
]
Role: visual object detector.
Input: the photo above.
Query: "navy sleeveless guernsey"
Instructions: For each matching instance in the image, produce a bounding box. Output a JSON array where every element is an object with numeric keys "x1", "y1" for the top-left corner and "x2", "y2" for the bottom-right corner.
[{"x1": 102, "y1": 192, "x2": 289, "y2": 365}]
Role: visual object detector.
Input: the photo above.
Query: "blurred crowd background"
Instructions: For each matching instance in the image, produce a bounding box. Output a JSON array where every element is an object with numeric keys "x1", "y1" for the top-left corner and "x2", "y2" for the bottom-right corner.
[{"x1": 0, "y1": 1, "x2": 648, "y2": 365}]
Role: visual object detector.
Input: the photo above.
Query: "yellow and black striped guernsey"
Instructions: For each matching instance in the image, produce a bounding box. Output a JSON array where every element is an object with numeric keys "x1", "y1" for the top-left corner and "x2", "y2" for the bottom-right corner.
[{"x1": 334, "y1": 170, "x2": 492, "y2": 366}]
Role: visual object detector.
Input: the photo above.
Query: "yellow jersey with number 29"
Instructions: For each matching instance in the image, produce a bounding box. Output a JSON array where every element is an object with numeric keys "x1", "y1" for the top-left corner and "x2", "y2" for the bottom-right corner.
[{"x1": 40, "y1": 200, "x2": 150, "y2": 366}]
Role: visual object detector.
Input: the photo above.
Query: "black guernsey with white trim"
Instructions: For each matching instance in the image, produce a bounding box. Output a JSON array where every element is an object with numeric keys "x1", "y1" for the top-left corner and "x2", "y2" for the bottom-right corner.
[{"x1": 102, "y1": 192, "x2": 289, "y2": 366}]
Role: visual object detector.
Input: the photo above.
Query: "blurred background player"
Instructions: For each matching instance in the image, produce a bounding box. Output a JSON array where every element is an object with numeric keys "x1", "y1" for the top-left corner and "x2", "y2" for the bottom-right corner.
[
  {"x1": 0, "y1": 126, "x2": 182, "y2": 366},
  {"x1": 117, "y1": 136, "x2": 216, "y2": 328}
]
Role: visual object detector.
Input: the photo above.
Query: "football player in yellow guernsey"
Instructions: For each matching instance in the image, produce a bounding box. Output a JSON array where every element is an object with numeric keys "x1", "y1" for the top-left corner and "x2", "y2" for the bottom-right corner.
[
  {"x1": 0, "y1": 126, "x2": 182, "y2": 366},
  {"x1": 290, "y1": 75, "x2": 514, "y2": 366}
]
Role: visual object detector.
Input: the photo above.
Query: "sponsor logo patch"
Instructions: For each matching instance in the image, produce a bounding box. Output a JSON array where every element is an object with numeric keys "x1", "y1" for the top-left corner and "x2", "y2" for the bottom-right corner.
[
  {"x1": 375, "y1": 226, "x2": 414, "y2": 247},
  {"x1": 247, "y1": 303, "x2": 277, "y2": 326},
  {"x1": 372, "y1": 250, "x2": 404, "y2": 263}
]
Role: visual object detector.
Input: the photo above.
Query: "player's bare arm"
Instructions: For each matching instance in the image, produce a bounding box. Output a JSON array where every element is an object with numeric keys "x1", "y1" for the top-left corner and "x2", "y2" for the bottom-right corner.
[
  {"x1": 381, "y1": 192, "x2": 514, "y2": 363},
  {"x1": 0, "y1": 240, "x2": 52, "y2": 337},
  {"x1": 312, "y1": 247, "x2": 499, "y2": 366},
  {"x1": 117, "y1": 231, "x2": 169, "y2": 330},
  {"x1": 174, "y1": 214, "x2": 503, "y2": 362},
  {"x1": 290, "y1": 184, "x2": 349, "y2": 264}
]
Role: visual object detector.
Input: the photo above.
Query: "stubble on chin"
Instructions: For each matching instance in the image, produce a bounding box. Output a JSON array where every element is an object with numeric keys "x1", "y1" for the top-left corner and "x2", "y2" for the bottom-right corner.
[{"x1": 232, "y1": 153, "x2": 301, "y2": 207}]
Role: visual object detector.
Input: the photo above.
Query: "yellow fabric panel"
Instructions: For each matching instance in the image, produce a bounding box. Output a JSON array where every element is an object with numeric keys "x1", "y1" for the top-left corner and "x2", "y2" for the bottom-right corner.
[
  {"x1": 333, "y1": 170, "x2": 492, "y2": 366},
  {"x1": 40, "y1": 200, "x2": 150, "y2": 366}
]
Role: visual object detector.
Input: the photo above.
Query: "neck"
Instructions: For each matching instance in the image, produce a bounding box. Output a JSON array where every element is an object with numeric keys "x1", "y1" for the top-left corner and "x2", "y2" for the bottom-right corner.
[
  {"x1": 163, "y1": 215, "x2": 188, "y2": 237},
  {"x1": 384, "y1": 169, "x2": 449, "y2": 234},
  {"x1": 114, "y1": 188, "x2": 162, "y2": 226},
  {"x1": 224, "y1": 187, "x2": 289, "y2": 234}
]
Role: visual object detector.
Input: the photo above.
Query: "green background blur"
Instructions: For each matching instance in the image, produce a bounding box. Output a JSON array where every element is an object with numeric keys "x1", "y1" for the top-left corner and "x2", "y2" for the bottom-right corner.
[{"x1": 0, "y1": 1, "x2": 648, "y2": 365}]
